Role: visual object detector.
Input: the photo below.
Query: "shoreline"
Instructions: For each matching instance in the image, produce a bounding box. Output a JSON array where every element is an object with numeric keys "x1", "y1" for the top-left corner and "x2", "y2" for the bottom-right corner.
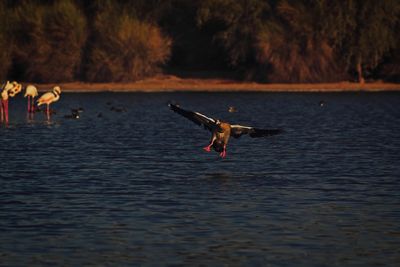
[{"x1": 33, "y1": 76, "x2": 400, "y2": 93}]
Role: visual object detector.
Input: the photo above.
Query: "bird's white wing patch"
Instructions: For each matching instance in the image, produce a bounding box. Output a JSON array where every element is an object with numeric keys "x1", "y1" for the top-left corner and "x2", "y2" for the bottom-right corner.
[
  {"x1": 231, "y1": 124, "x2": 253, "y2": 130},
  {"x1": 194, "y1": 111, "x2": 215, "y2": 123}
]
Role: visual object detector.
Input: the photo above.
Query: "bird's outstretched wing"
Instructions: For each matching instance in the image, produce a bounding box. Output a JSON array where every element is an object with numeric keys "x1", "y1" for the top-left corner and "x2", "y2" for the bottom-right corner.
[
  {"x1": 169, "y1": 103, "x2": 216, "y2": 131},
  {"x1": 230, "y1": 124, "x2": 283, "y2": 138}
]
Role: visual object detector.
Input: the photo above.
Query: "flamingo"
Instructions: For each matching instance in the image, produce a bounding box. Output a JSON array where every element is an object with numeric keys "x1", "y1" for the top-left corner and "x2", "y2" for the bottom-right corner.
[
  {"x1": 8, "y1": 81, "x2": 22, "y2": 97},
  {"x1": 1, "y1": 81, "x2": 11, "y2": 123},
  {"x1": 37, "y1": 86, "x2": 61, "y2": 117},
  {"x1": 169, "y1": 104, "x2": 283, "y2": 158},
  {"x1": 24, "y1": 85, "x2": 38, "y2": 113},
  {"x1": 1, "y1": 81, "x2": 21, "y2": 124}
]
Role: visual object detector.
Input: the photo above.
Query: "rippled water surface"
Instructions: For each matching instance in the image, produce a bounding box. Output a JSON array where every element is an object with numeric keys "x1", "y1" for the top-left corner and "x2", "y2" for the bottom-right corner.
[{"x1": 1, "y1": 92, "x2": 399, "y2": 266}]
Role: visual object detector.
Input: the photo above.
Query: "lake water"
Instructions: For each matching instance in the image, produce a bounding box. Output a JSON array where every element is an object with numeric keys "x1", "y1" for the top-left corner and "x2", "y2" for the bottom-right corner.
[{"x1": 0, "y1": 92, "x2": 399, "y2": 266}]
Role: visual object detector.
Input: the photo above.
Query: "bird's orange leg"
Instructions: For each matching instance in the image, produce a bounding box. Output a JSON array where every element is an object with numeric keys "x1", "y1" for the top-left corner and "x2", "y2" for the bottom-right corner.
[
  {"x1": 219, "y1": 145, "x2": 227, "y2": 158},
  {"x1": 203, "y1": 144, "x2": 212, "y2": 152},
  {"x1": 203, "y1": 135, "x2": 216, "y2": 152},
  {"x1": 27, "y1": 96, "x2": 31, "y2": 113}
]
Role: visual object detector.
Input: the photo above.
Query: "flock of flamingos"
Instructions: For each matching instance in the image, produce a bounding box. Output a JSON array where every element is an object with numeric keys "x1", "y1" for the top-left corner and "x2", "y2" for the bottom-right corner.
[{"x1": 1, "y1": 81, "x2": 61, "y2": 124}]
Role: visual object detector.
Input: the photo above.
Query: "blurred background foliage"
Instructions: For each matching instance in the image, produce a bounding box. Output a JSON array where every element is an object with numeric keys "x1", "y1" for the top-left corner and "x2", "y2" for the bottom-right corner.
[
  {"x1": 1, "y1": 0, "x2": 399, "y2": 83},
  {"x1": 9, "y1": 0, "x2": 87, "y2": 82},
  {"x1": 0, "y1": 1, "x2": 12, "y2": 80},
  {"x1": 84, "y1": 1, "x2": 171, "y2": 82}
]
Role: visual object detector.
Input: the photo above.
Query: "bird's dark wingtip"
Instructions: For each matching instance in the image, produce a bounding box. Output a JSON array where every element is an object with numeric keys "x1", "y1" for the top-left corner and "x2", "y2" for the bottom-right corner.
[
  {"x1": 248, "y1": 127, "x2": 284, "y2": 138},
  {"x1": 271, "y1": 128, "x2": 284, "y2": 136}
]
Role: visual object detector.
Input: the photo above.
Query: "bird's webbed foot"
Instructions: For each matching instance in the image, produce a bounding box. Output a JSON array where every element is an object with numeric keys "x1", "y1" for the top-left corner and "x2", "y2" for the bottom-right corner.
[{"x1": 203, "y1": 145, "x2": 212, "y2": 152}]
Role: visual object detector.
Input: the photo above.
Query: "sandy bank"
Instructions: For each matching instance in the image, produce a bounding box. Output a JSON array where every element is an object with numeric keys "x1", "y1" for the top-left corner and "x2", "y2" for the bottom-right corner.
[{"x1": 34, "y1": 76, "x2": 400, "y2": 92}]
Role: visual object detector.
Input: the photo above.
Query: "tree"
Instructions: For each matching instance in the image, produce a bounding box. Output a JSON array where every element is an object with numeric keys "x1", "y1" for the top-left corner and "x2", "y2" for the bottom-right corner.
[
  {"x1": 197, "y1": 0, "x2": 270, "y2": 78},
  {"x1": 334, "y1": 0, "x2": 400, "y2": 83},
  {"x1": 11, "y1": 0, "x2": 87, "y2": 82},
  {"x1": 199, "y1": 0, "x2": 345, "y2": 82},
  {"x1": 0, "y1": 2, "x2": 13, "y2": 81},
  {"x1": 256, "y1": 0, "x2": 343, "y2": 82},
  {"x1": 85, "y1": 2, "x2": 171, "y2": 82}
]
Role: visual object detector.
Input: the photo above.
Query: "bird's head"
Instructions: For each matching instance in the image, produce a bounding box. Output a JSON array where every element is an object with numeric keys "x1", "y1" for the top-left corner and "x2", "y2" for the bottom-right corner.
[
  {"x1": 215, "y1": 119, "x2": 225, "y2": 132},
  {"x1": 8, "y1": 82, "x2": 22, "y2": 97},
  {"x1": 53, "y1": 86, "x2": 61, "y2": 95}
]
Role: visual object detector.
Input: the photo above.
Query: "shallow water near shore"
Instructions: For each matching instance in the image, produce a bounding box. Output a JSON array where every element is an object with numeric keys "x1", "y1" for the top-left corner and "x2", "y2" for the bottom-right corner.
[{"x1": 1, "y1": 92, "x2": 399, "y2": 266}]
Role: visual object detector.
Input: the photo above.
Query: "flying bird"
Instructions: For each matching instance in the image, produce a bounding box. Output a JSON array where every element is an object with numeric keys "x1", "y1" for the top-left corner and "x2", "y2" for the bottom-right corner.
[
  {"x1": 37, "y1": 86, "x2": 61, "y2": 117},
  {"x1": 24, "y1": 84, "x2": 38, "y2": 113},
  {"x1": 169, "y1": 103, "x2": 283, "y2": 158}
]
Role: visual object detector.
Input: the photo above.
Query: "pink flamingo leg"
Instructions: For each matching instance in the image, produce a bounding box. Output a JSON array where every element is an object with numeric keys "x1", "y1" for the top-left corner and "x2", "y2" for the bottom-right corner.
[
  {"x1": 46, "y1": 104, "x2": 50, "y2": 120},
  {"x1": 4, "y1": 99, "x2": 9, "y2": 124},
  {"x1": 0, "y1": 101, "x2": 3, "y2": 122}
]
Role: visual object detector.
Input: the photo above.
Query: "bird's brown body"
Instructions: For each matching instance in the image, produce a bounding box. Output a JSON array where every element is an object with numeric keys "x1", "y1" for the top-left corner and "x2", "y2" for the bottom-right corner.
[{"x1": 208, "y1": 122, "x2": 231, "y2": 156}]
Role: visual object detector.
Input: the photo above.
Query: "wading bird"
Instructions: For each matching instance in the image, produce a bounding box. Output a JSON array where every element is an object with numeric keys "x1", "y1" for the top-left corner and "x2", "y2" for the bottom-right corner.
[
  {"x1": 1, "y1": 81, "x2": 21, "y2": 124},
  {"x1": 8, "y1": 81, "x2": 22, "y2": 97},
  {"x1": 37, "y1": 86, "x2": 61, "y2": 117},
  {"x1": 169, "y1": 104, "x2": 283, "y2": 158},
  {"x1": 24, "y1": 84, "x2": 38, "y2": 113},
  {"x1": 1, "y1": 82, "x2": 11, "y2": 123}
]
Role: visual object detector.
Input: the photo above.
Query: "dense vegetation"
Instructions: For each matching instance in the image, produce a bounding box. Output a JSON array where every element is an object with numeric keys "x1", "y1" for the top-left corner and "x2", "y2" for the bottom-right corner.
[{"x1": 1, "y1": 0, "x2": 399, "y2": 83}]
